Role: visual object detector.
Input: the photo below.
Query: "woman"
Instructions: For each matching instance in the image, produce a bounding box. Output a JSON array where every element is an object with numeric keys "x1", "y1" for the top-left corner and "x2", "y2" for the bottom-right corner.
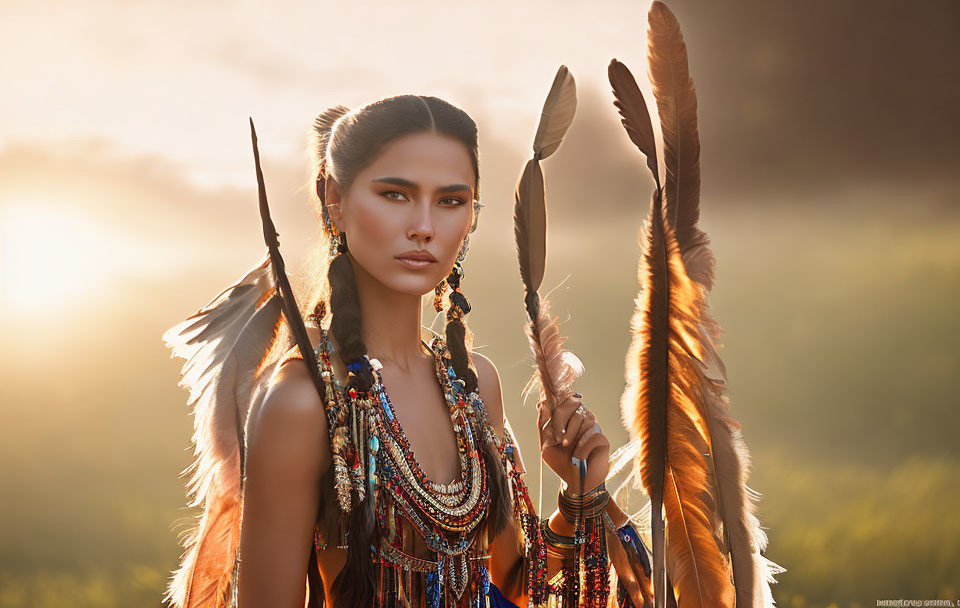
[{"x1": 165, "y1": 95, "x2": 654, "y2": 608}]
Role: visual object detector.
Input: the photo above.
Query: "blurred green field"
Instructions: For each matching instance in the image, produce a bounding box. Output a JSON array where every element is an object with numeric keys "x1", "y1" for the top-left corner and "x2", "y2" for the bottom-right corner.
[{"x1": 0, "y1": 193, "x2": 957, "y2": 607}]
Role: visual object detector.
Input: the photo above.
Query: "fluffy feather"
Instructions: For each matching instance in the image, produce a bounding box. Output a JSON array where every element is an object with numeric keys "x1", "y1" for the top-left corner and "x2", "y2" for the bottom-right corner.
[
  {"x1": 519, "y1": 298, "x2": 585, "y2": 411},
  {"x1": 514, "y1": 65, "x2": 583, "y2": 412},
  {"x1": 162, "y1": 255, "x2": 282, "y2": 608},
  {"x1": 610, "y1": 3, "x2": 784, "y2": 606}
]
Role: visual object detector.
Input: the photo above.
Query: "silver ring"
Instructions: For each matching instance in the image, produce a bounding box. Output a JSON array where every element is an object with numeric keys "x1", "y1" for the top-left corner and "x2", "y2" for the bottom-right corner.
[
  {"x1": 575, "y1": 404, "x2": 587, "y2": 415},
  {"x1": 572, "y1": 392, "x2": 583, "y2": 399}
]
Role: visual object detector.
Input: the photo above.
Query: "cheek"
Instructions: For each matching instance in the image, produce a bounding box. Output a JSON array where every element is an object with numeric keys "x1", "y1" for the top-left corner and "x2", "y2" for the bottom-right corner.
[
  {"x1": 435, "y1": 211, "x2": 472, "y2": 260},
  {"x1": 346, "y1": 196, "x2": 396, "y2": 243}
]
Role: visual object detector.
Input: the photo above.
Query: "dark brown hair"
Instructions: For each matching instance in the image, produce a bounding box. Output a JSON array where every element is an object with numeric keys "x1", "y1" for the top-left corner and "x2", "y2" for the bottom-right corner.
[{"x1": 302, "y1": 95, "x2": 511, "y2": 607}]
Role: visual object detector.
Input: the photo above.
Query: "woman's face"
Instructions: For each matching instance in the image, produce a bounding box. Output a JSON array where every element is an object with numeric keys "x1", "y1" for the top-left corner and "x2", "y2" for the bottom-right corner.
[{"x1": 327, "y1": 131, "x2": 476, "y2": 297}]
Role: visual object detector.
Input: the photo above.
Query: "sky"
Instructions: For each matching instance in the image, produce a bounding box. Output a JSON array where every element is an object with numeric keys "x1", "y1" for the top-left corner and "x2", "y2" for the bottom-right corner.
[{"x1": 2, "y1": 0, "x2": 956, "y2": 325}]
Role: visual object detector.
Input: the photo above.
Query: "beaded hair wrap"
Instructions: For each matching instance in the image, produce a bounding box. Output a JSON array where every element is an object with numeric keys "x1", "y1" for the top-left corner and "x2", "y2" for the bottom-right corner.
[{"x1": 445, "y1": 261, "x2": 471, "y2": 316}]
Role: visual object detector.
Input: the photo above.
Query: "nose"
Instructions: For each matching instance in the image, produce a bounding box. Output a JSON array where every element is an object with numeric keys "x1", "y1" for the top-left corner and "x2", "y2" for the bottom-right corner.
[{"x1": 407, "y1": 199, "x2": 434, "y2": 243}]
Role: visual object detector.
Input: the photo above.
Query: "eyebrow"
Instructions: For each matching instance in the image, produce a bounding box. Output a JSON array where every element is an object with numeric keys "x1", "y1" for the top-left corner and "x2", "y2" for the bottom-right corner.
[{"x1": 372, "y1": 177, "x2": 472, "y2": 195}]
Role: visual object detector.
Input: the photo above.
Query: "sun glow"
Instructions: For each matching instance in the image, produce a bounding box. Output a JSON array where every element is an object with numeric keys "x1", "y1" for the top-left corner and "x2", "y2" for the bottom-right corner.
[{"x1": 0, "y1": 202, "x2": 113, "y2": 314}]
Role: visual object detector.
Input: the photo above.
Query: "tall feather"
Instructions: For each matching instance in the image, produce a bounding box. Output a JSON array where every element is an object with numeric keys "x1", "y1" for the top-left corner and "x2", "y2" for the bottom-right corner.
[
  {"x1": 610, "y1": 2, "x2": 784, "y2": 606},
  {"x1": 648, "y1": 3, "x2": 784, "y2": 605},
  {"x1": 513, "y1": 65, "x2": 583, "y2": 413},
  {"x1": 162, "y1": 256, "x2": 282, "y2": 608},
  {"x1": 615, "y1": 97, "x2": 734, "y2": 608}
]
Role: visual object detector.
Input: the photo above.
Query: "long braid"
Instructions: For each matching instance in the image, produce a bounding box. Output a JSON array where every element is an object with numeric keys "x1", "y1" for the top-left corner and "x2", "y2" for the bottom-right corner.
[
  {"x1": 326, "y1": 238, "x2": 380, "y2": 606},
  {"x1": 440, "y1": 262, "x2": 513, "y2": 538},
  {"x1": 310, "y1": 105, "x2": 379, "y2": 607}
]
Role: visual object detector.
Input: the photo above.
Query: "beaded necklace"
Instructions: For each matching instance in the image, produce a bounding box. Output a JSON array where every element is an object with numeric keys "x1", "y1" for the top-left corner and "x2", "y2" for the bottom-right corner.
[{"x1": 314, "y1": 327, "x2": 496, "y2": 607}]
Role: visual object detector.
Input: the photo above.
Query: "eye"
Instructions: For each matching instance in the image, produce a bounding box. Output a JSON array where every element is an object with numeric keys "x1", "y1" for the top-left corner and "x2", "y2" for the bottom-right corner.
[
  {"x1": 381, "y1": 190, "x2": 408, "y2": 201},
  {"x1": 439, "y1": 197, "x2": 468, "y2": 206}
]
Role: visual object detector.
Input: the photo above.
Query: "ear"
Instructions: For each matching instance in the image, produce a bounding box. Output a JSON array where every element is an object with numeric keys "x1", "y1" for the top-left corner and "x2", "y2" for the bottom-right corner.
[{"x1": 325, "y1": 176, "x2": 344, "y2": 228}]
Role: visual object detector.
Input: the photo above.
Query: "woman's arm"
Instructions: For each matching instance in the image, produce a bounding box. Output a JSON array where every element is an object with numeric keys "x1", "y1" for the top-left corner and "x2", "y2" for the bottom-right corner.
[
  {"x1": 236, "y1": 356, "x2": 331, "y2": 608},
  {"x1": 471, "y1": 352, "x2": 529, "y2": 605},
  {"x1": 475, "y1": 351, "x2": 639, "y2": 605}
]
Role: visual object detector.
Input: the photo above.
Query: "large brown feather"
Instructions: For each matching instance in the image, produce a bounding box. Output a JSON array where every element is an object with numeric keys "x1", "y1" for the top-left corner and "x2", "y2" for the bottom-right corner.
[
  {"x1": 621, "y1": 184, "x2": 671, "y2": 607},
  {"x1": 621, "y1": 166, "x2": 734, "y2": 608},
  {"x1": 609, "y1": 58, "x2": 661, "y2": 187},
  {"x1": 611, "y1": 3, "x2": 784, "y2": 606},
  {"x1": 647, "y1": 3, "x2": 784, "y2": 605}
]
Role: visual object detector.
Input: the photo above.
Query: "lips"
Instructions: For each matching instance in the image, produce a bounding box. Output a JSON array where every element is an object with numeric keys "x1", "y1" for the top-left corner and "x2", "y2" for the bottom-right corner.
[
  {"x1": 395, "y1": 250, "x2": 437, "y2": 270},
  {"x1": 395, "y1": 250, "x2": 437, "y2": 262}
]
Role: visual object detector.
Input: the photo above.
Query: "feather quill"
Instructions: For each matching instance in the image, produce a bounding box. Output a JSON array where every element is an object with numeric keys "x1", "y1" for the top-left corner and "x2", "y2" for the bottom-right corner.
[
  {"x1": 162, "y1": 256, "x2": 282, "y2": 608},
  {"x1": 610, "y1": 2, "x2": 784, "y2": 606},
  {"x1": 514, "y1": 65, "x2": 583, "y2": 413}
]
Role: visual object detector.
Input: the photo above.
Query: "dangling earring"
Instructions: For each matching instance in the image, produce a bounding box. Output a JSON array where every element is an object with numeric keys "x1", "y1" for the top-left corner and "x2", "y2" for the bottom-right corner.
[
  {"x1": 457, "y1": 199, "x2": 483, "y2": 264},
  {"x1": 328, "y1": 224, "x2": 346, "y2": 257},
  {"x1": 456, "y1": 235, "x2": 470, "y2": 264}
]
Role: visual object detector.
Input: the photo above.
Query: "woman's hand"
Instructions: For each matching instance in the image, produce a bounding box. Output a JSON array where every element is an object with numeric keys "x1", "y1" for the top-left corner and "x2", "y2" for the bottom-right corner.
[{"x1": 537, "y1": 393, "x2": 610, "y2": 494}]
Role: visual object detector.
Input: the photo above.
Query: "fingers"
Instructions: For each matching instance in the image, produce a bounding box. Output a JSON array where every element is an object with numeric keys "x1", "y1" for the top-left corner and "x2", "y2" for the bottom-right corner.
[
  {"x1": 573, "y1": 425, "x2": 609, "y2": 462},
  {"x1": 570, "y1": 413, "x2": 597, "y2": 454},
  {"x1": 548, "y1": 395, "x2": 583, "y2": 445},
  {"x1": 540, "y1": 395, "x2": 605, "y2": 452},
  {"x1": 560, "y1": 411, "x2": 585, "y2": 447}
]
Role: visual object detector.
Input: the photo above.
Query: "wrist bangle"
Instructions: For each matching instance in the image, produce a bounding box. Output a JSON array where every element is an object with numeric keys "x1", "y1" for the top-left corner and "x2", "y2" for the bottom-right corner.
[
  {"x1": 560, "y1": 480, "x2": 606, "y2": 499},
  {"x1": 539, "y1": 517, "x2": 578, "y2": 553},
  {"x1": 558, "y1": 483, "x2": 610, "y2": 524}
]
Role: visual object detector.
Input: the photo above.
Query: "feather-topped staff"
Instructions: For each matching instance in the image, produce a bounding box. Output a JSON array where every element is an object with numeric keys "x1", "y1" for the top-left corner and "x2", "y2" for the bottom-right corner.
[
  {"x1": 610, "y1": 2, "x2": 783, "y2": 607},
  {"x1": 162, "y1": 119, "x2": 327, "y2": 608},
  {"x1": 514, "y1": 65, "x2": 584, "y2": 422}
]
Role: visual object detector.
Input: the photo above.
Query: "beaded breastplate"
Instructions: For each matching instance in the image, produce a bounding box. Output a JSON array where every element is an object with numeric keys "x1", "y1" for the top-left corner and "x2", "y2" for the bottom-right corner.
[{"x1": 314, "y1": 327, "x2": 499, "y2": 607}]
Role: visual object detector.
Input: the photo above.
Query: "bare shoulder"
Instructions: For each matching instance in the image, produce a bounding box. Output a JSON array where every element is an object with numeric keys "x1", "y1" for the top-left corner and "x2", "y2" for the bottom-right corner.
[
  {"x1": 246, "y1": 348, "x2": 330, "y2": 477},
  {"x1": 471, "y1": 350, "x2": 505, "y2": 435}
]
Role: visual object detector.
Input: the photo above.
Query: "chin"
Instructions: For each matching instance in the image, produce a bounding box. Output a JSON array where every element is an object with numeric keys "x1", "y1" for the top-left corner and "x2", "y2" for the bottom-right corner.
[{"x1": 381, "y1": 272, "x2": 444, "y2": 298}]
